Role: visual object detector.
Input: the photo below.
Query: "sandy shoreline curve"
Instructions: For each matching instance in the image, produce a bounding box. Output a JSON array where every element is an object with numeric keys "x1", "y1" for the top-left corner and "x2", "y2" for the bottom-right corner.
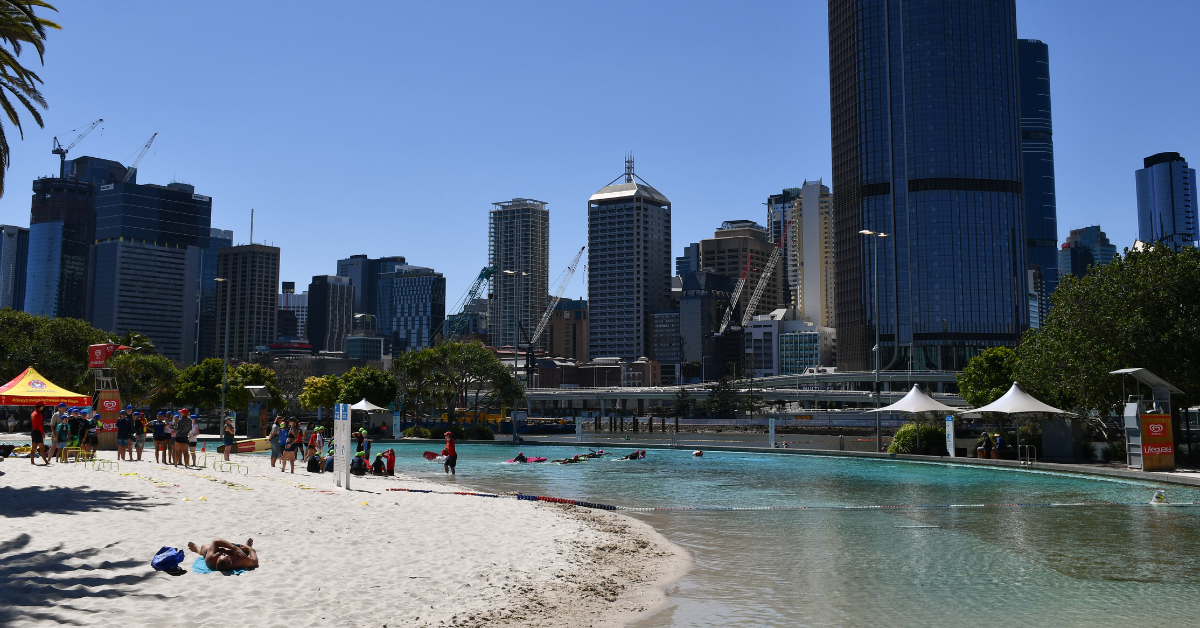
[{"x1": 0, "y1": 448, "x2": 690, "y2": 627}]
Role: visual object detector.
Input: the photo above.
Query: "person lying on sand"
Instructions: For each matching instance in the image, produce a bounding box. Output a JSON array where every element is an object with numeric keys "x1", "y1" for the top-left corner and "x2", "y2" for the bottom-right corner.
[{"x1": 187, "y1": 538, "x2": 259, "y2": 571}]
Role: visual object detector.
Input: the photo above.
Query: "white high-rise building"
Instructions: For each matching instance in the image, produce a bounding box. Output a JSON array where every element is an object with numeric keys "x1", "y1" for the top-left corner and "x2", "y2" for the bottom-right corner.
[
  {"x1": 489, "y1": 198, "x2": 549, "y2": 352},
  {"x1": 792, "y1": 179, "x2": 835, "y2": 327}
]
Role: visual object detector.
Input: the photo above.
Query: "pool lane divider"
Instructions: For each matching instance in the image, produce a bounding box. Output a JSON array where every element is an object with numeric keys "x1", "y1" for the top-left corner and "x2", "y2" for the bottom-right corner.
[{"x1": 383, "y1": 487, "x2": 1199, "y2": 512}]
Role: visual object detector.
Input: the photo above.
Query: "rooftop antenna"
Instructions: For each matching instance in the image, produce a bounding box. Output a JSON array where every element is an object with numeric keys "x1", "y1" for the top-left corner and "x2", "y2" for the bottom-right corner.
[
  {"x1": 249, "y1": 208, "x2": 254, "y2": 244},
  {"x1": 624, "y1": 152, "x2": 635, "y2": 183}
]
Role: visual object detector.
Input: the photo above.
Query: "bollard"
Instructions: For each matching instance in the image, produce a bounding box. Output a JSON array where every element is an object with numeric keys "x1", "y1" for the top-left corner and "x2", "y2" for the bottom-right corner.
[{"x1": 839, "y1": 435, "x2": 845, "y2": 451}]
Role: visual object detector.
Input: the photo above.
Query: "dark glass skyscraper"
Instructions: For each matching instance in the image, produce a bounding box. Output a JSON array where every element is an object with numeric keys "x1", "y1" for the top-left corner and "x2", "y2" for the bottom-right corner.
[
  {"x1": 829, "y1": 0, "x2": 1028, "y2": 372},
  {"x1": 1136, "y1": 152, "x2": 1196, "y2": 251},
  {"x1": 1018, "y1": 39, "x2": 1060, "y2": 301}
]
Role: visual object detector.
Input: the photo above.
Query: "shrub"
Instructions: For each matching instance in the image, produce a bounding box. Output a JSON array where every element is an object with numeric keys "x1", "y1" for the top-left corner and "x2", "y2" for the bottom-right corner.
[
  {"x1": 888, "y1": 422, "x2": 946, "y2": 454},
  {"x1": 1099, "y1": 439, "x2": 1127, "y2": 463}
]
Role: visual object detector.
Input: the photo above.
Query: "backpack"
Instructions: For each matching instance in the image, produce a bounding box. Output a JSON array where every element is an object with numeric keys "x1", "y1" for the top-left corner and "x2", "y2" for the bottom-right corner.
[
  {"x1": 151, "y1": 546, "x2": 185, "y2": 571},
  {"x1": 306, "y1": 456, "x2": 322, "y2": 473}
]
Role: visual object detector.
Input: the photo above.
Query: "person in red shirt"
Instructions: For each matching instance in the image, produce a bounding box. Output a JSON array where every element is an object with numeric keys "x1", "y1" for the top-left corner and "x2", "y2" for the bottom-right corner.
[{"x1": 442, "y1": 431, "x2": 457, "y2": 475}]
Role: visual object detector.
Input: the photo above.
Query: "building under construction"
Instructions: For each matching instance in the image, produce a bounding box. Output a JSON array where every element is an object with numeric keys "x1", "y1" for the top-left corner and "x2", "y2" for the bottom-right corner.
[{"x1": 489, "y1": 198, "x2": 549, "y2": 353}]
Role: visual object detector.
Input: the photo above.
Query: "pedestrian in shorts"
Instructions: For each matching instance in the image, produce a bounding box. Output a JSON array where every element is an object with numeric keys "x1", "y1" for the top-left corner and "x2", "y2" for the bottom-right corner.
[
  {"x1": 133, "y1": 412, "x2": 147, "y2": 461},
  {"x1": 268, "y1": 417, "x2": 283, "y2": 467},
  {"x1": 152, "y1": 412, "x2": 169, "y2": 463}
]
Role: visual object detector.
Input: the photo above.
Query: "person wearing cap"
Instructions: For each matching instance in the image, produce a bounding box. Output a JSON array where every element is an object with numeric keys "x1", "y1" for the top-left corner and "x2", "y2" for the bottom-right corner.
[
  {"x1": 279, "y1": 419, "x2": 299, "y2": 473},
  {"x1": 82, "y1": 408, "x2": 99, "y2": 456},
  {"x1": 132, "y1": 411, "x2": 147, "y2": 461},
  {"x1": 442, "y1": 431, "x2": 457, "y2": 475},
  {"x1": 46, "y1": 403, "x2": 65, "y2": 455},
  {"x1": 306, "y1": 425, "x2": 323, "y2": 460},
  {"x1": 361, "y1": 427, "x2": 373, "y2": 461},
  {"x1": 151, "y1": 412, "x2": 169, "y2": 464},
  {"x1": 183, "y1": 409, "x2": 199, "y2": 466},
  {"x1": 115, "y1": 408, "x2": 132, "y2": 461},
  {"x1": 222, "y1": 413, "x2": 237, "y2": 462},
  {"x1": 53, "y1": 412, "x2": 70, "y2": 461}
]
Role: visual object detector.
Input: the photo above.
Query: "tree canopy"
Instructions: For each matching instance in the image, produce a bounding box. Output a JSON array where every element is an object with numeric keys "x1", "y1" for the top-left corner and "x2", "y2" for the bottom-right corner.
[
  {"x1": 300, "y1": 374, "x2": 341, "y2": 411},
  {"x1": 0, "y1": 1, "x2": 59, "y2": 197},
  {"x1": 339, "y1": 365, "x2": 398, "y2": 408},
  {"x1": 174, "y1": 358, "x2": 228, "y2": 410},
  {"x1": 0, "y1": 309, "x2": 107, "y2": 390},
  {"x1": 956, "y1": 347, "x2": 1019, "y2": 408},
  {"x1": 109, "y1": 351, "x2": 178, "y2": 408}
]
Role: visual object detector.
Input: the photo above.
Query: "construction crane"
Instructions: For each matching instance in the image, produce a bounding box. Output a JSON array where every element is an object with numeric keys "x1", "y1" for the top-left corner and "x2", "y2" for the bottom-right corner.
[
  {"x1": 442, "y1": 266, "x2": 495, "y2": 343},
  {"x1": 529, "y1": 246, "x2": 585, "y2": 346},
  {"x1": 740, "y1": 221, "x2": 791, "y2": 327},
  {"x1": 51, "y1": 118, "x2": 103, "y2": 177},
  {"x1": 717, "y1": 254, "x2": 753, "y2": 335},
  {"x1": 122, "y1": 133, "x2": 157, "y2": 183}
]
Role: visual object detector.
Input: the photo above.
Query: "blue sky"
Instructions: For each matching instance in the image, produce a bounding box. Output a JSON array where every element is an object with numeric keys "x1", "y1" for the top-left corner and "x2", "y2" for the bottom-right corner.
[{"x1": 0, "y1": 1, "x2": 1195, "y2": 304}]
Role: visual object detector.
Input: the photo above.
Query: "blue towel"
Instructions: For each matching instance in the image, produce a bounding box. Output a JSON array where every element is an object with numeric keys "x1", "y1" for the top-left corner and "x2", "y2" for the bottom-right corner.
[{"x1": 191, "y1": 556, "x2": 245, "y2": 576}]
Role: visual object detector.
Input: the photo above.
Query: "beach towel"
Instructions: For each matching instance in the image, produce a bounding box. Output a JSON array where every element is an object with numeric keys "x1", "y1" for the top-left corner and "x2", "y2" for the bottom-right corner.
[{"x1": 191, "y1": 556, "x2": 245, "y2": 576}]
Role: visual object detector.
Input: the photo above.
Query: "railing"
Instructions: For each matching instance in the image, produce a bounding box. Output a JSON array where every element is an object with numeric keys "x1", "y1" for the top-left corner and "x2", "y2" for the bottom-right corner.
[{"x1": 1019, "y1": 445, "x2": 1037, "y2": 464}]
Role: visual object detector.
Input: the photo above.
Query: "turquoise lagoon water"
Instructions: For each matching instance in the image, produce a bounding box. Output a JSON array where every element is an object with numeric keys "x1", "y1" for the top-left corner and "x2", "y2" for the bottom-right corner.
[{"x1": 351, "y1": 443, "x2": 1200, "y2": 626}]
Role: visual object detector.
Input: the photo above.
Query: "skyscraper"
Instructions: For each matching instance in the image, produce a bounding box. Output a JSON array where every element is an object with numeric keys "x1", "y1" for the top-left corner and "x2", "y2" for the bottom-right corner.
[
  {"x1": 767, "y1": 188, "x2": 801, "y2": 305},
  {"x1": 1058, "y1": 226, "x2": 1116, "y2": 280},
  {"x1": 88, "y1": 181, "x2": 212, "y2": 362},
  {"x1": 698, "y1": 220, "x2": 786, "y2": 324},
  {"x1": 1136, "y1": 152, "x2": 1197, "y2": 251},
  {"x1": 0, "y1": 225, "x2": 29, "y2": 311},
  {"x1": 793, "y1": 180, "x2": 835, "y2": 327},
  {"x1": 215, "y1": 244, "x2": 280, "y2": 361},
  {"x1": 675, "y1": 242, "x2": 700, "y2": 276},
  {"x1": 196, "y1": 227, "x2": 233, "y2": 363},
  {"x1": 376, "y1": 264, "x2": 445, "y2": 351},
  {"x1": 587, "y1": 156, "x2": 672, "y2": 360},
  {"x1": 278, "y1": 281, "x2": 308, "y2": 339},
  {"x1": 1018, "y1": 39, "x2": 1061, "y2": 300},
  {"x1": 488, "y1": 198, "x2": 550, "y2": 352},
  {"x1": 829, "y1": 0, "x2": 1028, "y2": 371},
  {"x1": 24, "y1": 177, "x2": 95, "y2": 319},
  {"x1": 336, "y1": 254, "x2": 406, "y2": 315},
  {"x1": 307, "y1": 275, "x2": 354, "y2": 353}
]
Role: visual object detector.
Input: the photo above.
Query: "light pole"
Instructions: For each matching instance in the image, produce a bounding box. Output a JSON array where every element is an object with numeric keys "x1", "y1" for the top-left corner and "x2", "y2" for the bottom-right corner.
[
  {"x1": 859, "y1": 229, "x2": 888, "y2": 451},
  {"x1": 216, "y1": 278, "x2": 230, "y2": 420},
  {"x1": 502, "y1": 269, "x2": 529, "y2": 381}
]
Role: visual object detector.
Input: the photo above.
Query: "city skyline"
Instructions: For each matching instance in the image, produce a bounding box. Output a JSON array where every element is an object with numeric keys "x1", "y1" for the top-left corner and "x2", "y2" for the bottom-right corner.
[{"x1": 0, "y1": 1, "x2": 1196, "y2": 307}]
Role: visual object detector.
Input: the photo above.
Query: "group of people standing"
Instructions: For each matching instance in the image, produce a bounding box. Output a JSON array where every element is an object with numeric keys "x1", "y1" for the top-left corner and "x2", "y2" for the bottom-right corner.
[
  {"x1": 267, "y1": 417, "x2": 324, "y2": 473},
  {"x1": 26, "y1": 402, "x2": 101, "y2": 465}
]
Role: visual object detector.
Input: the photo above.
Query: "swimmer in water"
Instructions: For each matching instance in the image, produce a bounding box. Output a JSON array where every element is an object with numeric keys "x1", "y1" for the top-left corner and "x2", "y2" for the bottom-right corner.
[
  {"x1": 513, "y1": 452, "x2": 528, "y2": 463},
  {"x1": 552, "y1": 454, "x2": 584, "y2": 464}
]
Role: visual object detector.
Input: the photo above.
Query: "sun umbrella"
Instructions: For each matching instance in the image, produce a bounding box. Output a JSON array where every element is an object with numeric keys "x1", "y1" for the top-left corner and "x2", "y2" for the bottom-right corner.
[
  {"x1": 864, "y1": 384, "x2": 959, "y2": 414},
  {"x1": 958, "y1": 382, "x2": 1072, "y2": 464}
]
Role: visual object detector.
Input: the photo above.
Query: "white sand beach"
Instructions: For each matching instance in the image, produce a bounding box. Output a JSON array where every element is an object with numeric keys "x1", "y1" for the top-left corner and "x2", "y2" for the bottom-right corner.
[{"x1": 0, "y1": 448, "x2": 689, "y2": 627}]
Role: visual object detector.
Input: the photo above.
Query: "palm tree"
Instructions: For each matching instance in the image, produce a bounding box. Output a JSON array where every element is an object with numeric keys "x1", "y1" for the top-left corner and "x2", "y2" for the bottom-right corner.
[{"x1": 0, "y1": 1, "x2": 58, "y2": 197}]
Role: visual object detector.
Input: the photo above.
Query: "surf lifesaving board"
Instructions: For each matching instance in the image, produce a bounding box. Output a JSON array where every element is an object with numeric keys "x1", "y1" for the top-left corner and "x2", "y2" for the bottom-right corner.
[{"x1": 217, "y1": 438, "x2": 272, "y2": 454}]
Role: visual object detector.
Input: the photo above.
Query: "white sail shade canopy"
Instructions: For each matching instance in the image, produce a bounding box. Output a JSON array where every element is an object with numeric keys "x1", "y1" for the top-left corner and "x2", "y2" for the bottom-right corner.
[
  {"x1": 865, "y1": 384, "x2": 959, "y2": 414},
  {"x1": 960, "y1": 382, "x2": 1072, "y2": 415},
  {"x1": 349, "y1": 398, "x2": 387, "y2": 412}
]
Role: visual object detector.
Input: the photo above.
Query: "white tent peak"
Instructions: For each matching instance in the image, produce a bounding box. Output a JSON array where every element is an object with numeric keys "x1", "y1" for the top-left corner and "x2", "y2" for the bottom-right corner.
[
  {"x1": 865, "y1": 384, "x2": 959, "y2": 414},
  {"x1": 349, "y1": 398, "x2": 386, "y2": 411},
  {"x1": 961, "y1": 382, "x2": 1072, "y2": 415}
]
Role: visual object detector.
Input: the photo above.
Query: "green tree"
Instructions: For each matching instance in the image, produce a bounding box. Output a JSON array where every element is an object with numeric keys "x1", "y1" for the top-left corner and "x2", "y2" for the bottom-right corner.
[
  {"x1": 393, "y1": 348, "x2": 442, "y2": 419},
  {"x1": 1016, "y1": 245, "x2": 1200, "y2": 434},
  {"x1": 706, "y1": 376, "x2": 740, "y2": 419},
  {"x1": 488, "y1": 367, "x2": 525, "y2": 414},
  {"x1": 229, "y1": 362, "x2": 283, "y2": 410},
  {"x1": 108, "y1": 351, "x2": 178, "y2": 409},
  {"x1": 670, "y1": 387, "x2": 693, "y2": 418},
  {"x1": 957, "y1": 347, "x2": 1019, "y2": 408},
  {"x1": 174, "y1": 358, "x2": 228, "y2": 410},
  {"x1": 300, "y1": 374, "x2": 341, "y2": 413},
  {"x1": 0, "y1": 1, "x2": 58, "y2": 197},
  {"x1": 436, "y1": 341, "x2": 506, "y2": 421},
  {"x1": 338, "y1": 365, "x2": 398, "y2": 408},
  {"x1": 0, "y1": 309, "x2": 107, "y2": 389}
]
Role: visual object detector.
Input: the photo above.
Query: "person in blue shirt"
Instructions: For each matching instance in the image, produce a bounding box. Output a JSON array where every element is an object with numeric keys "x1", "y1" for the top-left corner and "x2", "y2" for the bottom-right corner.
[
  {"x1": 150, "y1": 412, "x2": 169, "y2": 464},
  {"x1": 115, "y1": 409, "x2": 133, "y2": 461}
]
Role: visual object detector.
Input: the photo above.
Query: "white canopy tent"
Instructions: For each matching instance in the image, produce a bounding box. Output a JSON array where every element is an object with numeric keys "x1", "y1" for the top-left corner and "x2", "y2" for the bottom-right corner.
[
  {"x1": 864, "y1": 385, "x2": 958, "y2": 453},
  {"x1": 350, "y1": 399, "x2": 387, "y2": 412},
  {"x1": 958, "y1": 382, "x2": 1072, "y2": 463}
]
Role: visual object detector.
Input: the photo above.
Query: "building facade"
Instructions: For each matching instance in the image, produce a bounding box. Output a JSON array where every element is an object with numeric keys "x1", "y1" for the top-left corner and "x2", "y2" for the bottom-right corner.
[
  {"x1": 196, "y1": 227, "x2": 233, "y2": 363},
  {"x1": 24, "y1": 177, "x2": 95, "y2": 319},
  {"x1": 675, "y1": 242, "x2": 700, "y2": 276},
  {"x1": 779, "y1": 325, "x2": 837, "y2": 375},
  {"x1": 376, "y1": 264, "x2": 445, "y2": 351},
  {"x1": 307, "y1": 275, "x2": 354, "y2": 353},
  {"x1": 588, "y1": 157, "x2": 672, "y2": 360},
  {"x1": 0, "y1": 225, "x2": 29, "y2": 311},
  {"x1": 278, "y1": 281, "x2": 308, "y2": 339},
  {"x1": 336, "y1": 254, "x2": 406, "y2": 315},
  {"x1": 1018, "y1": 39, "x2": 1061, "y2": 300},
  {"x1": 678, "y1": 270, "x2": 735, "y2": 381},
  {"x1": 444, "y1": 297, "x2": 488, "y2": 344},
  {"x1": 489, "y1": 198, "x2": 550, "y2": 352},
  {"x1": 698, "y1": 221, "x2": 787, "y2": 324},
  {"x1": 88, "y1": 181, "x2": 212, "y2": 362},
  {"x1": 792, "y1": 180, "x2": 835, "y2": 327},
  {"x1": 767, "y1": 189, "x2": 801, "y2": 306},
  {"x1": 1058, "y1": 226, "x2": 1116, "y2": 280},
  {"x1": 1136, "y1": 152, "x2": 1197, "y2": 251},
  {"x1": 830, "y1": 0, "x2": 1028, "y2": 371},
  {"x1": 216, "y1": 244, "x2": 280, "y2": 361},
  {"x1": 547, "y1": 298, "x2": 587, "y2": 362}
]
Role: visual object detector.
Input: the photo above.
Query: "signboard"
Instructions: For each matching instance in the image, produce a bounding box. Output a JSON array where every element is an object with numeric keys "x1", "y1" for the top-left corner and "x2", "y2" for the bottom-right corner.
[
  {"x1": 1140, "y1": 413, "x2": 1174, "y2": 471},
  {"x1": 768, "y1": 418, "x2": 776, "y2": 448},
  {"x1": 512, "y1": 411, "x2": 526, "y2": 443},
  {"x1": 88, "y1": 344, "x2": 121, "y2": 368},
  {"x1": 334, "y1": 403, "x2": 351, "y2": 489},
  {"x1": 945, "y1": 415, "x2": 956, "y2": 458},
  {"x1": 576, "y1": 416, "x2": 583, "y2": 442},
  {"x1": 393, "y1": 411, "x2": 401, "y2": 439},
  {"x1": 247, "y1": 403, "x2": 262, "y2": 438},
  {"x1": 97, "y1": 389, "x2": 120, "y2": 432}
]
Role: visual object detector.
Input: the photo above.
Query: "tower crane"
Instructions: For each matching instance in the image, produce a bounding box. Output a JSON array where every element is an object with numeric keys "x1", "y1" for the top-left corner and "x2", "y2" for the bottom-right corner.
[
  {"x1": 739, "y1": 221, "x2": 791, "y2": 327},
  {"x1": 122, "y1": 133, "x2": 157, "y2": 183},
  {"x1": 442, "y1": 266, "x2": 495, "y2": 343},
  {"x1": 717, "y1": 254, "x2": 753, "y2": 335},
  {"x1": 528, "y1": 246, "x2": 585, "y2": 346},
  {"x1": 51, "y1": 118, "x2": 103, "y2": 177}
]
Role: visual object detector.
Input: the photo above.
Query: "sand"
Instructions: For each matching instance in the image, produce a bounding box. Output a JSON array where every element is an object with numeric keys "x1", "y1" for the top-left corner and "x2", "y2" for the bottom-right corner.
[{"x1": 0, "y1": 447, "x2": 689, "y2": 627}]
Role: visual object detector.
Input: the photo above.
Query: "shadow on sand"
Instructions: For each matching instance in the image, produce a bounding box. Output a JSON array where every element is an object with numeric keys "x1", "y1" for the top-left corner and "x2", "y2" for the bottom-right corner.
[{"x1": 0, "y1": 485, "x2": 158, "y2": 518}]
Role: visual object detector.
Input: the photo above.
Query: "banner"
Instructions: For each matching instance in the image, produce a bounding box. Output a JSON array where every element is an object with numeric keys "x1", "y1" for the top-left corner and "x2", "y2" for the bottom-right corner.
[
  {"x1": 945, "y1": 415, "x2": 956, "y2": 458},
  {"x1": 97, "y1": 389, "x2": 121, "y2": 432},
  {"x1": 1140, "y1": 413, "x2": 1174, "y2": 471},
  {"x1": 334, "y1": 403, "x2": 351, "y2": 489},
  {"x1": 393, "y1": 411, "x2": 401, "y2": 439},
  {"x1": 769, "y1": 418, "x2": 776, "y2": 448}
]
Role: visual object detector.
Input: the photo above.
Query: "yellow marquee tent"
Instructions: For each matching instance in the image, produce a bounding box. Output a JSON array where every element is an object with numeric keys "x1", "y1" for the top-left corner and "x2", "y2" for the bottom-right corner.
[{"x1": 0, "y1": 367, "x2": 92, "y2": 406}]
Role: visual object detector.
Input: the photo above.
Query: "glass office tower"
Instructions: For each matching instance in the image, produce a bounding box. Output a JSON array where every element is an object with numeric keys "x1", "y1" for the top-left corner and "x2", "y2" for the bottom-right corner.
[
  {"x1": 1018, "y1": 39, "x2": 1060, "y2": 301},
  {"x1": 1136, "y1": 152, "x2": 1197, "y2": 251},
  {"x1": 829, "y1": 0, "x2": 1028, "y2": 372}
]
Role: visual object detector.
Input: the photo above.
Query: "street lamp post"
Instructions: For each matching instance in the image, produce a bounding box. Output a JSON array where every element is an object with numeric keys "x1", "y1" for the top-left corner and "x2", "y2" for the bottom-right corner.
[
  {"x1": 502, "y1": 269, "x2": 529, "y2": 381},
  {"x1": 859, "y1": 229, "x2": 888, "y2": 452},
  {"x1": 216, "y1": 278, "x2": 231, "y2": 420}
]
